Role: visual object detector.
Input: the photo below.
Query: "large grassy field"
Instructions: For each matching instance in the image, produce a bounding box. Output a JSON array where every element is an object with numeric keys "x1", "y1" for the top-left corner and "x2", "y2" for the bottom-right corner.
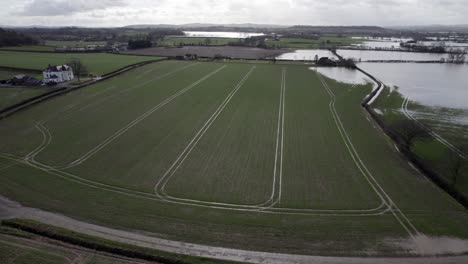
[
  {"x1": 0, "y1": 45, "x2": 56, "y2": 52},
  {"x1": 0, "y1": 87, "x2": 57, "y2": 111},
  {"x1": 0, "y1": 51, "x2": 161, "y2": 76},
  {"x1": 0, "y1": 61, "x2": 466, "y2": 257},
  {"x1": 0, "y1": 231, "x2": 154, "y2": 264}
]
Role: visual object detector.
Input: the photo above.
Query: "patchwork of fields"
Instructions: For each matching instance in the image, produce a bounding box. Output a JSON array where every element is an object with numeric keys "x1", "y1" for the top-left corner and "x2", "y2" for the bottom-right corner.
[
  {"x1": 0, "y1": 60, "x2": 466, "y2": 256},
  {"x1": 0, "y1": 51, "x2": 160, "y2": 76}
]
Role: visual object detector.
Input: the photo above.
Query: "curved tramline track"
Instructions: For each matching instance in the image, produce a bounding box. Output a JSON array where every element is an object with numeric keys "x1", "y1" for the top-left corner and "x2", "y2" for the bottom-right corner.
[
  {"x1": 402, "y1": 97, "x2": 466, "y2": 159},
  {"x1": 0, "y1": 65, "x2": 402, "y2": 217}
]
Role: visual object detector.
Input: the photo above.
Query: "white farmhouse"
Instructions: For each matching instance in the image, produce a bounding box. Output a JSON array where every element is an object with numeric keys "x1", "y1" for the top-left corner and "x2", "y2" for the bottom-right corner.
[{"x1": 43, "y1": 64, "x2": 74, "y2": 84}]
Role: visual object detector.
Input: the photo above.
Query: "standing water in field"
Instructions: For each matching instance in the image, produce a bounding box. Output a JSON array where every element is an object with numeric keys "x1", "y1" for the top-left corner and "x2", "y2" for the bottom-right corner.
[
  {"x1": 183, "y1": 31, "x2": 265, "y2": 38},
  {"x1": 360, "y1": 63, "x2": 468, "y2": 110},
  {"x1": 309, "y1": 67, "x2": 371, "y2": 85},
  {"x1": 276, "y1": 49, "x2": 337, "y2": 61}
]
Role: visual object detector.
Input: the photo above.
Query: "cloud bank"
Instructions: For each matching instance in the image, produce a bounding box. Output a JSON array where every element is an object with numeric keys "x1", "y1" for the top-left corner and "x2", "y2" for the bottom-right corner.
[{"x1": 0, "y1": 0, "x2": 466, "y2": 27}]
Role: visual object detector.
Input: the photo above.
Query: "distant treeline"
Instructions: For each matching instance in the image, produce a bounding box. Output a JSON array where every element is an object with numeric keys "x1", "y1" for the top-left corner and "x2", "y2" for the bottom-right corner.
[
  {"x1": 13, "y1": 27, "x2": 185, "y2": 43},
  {"x1": 0, "y1": 28, "x2": 38, "y2": 47}
]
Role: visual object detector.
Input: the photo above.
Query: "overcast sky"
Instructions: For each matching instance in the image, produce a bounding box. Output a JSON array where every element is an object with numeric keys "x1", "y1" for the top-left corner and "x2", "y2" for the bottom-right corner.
[{"x1": 1, "y1": 0, "x2": 467, "y2": 27}]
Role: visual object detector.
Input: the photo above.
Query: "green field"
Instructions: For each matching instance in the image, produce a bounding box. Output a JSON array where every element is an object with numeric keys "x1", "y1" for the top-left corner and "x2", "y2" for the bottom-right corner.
[
  {"x1": 0, "y1": 231, "x2": 153, "y2": 264},
  {"x1": 0, "y1": 51, "x2": 161, "y2": 76},
  {"x1": 45, "y1": 40, "x2": 108, "y2": 47},
  {"x1": 0, "y1": 45, "x2": 55, "y2": 52},
  {"x1": 0, "y1": 87, "x2": 57, "y2": 111},
  {"x1": 0, "y1": 61, "x2": 466, "y2": 257},
  {"x1": 266, "y1": 36, "x2": 363, "y2": 49}
]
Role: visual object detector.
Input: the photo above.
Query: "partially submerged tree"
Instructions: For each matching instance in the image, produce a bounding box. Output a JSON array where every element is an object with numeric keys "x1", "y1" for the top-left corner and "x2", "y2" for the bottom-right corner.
[
  {"x1": 67, "y1": 58, "x2": 88, "y2": 81},
  {"x1": 390, "y1": 119, "x2": 432, "y2": 151},
  {"x1": 447, "y1": 48, "x2": 466, "y2": 64}
]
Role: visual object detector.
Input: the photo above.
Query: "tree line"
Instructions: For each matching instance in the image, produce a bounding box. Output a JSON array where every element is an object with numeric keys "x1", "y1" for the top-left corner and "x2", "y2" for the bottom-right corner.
[{"x1": 0, "y1": 28, "x2": 38, "y2": 47}]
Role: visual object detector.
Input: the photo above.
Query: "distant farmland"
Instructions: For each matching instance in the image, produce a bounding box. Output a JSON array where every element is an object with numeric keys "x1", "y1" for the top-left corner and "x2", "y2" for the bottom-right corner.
[
  {"x1": 0, "y1": 60, "x2": 466, "y2": 256},
  {"x1": 0, "y1": 51, "x2": 161, "y2": 75}
]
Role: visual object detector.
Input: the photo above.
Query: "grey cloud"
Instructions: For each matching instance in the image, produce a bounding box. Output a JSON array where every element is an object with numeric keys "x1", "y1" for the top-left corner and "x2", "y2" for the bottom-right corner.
[{"x1": 18, "y1": 0, "x2": 127, "y2": 16}]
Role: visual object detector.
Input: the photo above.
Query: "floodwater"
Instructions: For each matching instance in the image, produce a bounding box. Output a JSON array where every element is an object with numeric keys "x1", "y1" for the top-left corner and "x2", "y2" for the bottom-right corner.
[
  {"x1": 310, "y1": 67, "x2": 371, "y2": 85},
  {"x1": 276, "y1": 49, "x2": 337, "y2": 61},
  {"x1": 359, "y1": 63, "x2": 468, "y2": 110},
  {"x1": 337, "y1": 49, "x2": 447, "y2": 62},
  {"x1": 352, "y1": 41, "x2": 403, "y2": 49},
  {"x1": 183, "y1": 31, "x2": 264, "y2": 39}
]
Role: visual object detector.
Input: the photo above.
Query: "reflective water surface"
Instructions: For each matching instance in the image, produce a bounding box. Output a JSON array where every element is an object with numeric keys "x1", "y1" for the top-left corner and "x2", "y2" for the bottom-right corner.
[
  {"x1": 310, "y1": 67, "x2": 371, "y2": 84},
  {"x1": 359, "y1": 63, "x2": 468, "y2": 110},
  {"x1": 183, "y1": 31, "x2": 265, "y2": 38},
  {"x1": 276, "y1": 49, "x2": 337, "y2": 61},
  {"x1": 337, "y1": 50, "x2": 447, "y2": 62}
]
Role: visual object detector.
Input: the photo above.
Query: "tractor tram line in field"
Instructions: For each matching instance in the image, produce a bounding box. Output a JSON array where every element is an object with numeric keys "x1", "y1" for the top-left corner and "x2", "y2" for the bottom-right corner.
[
  {"x1": 154, "y1": 65, "x2": 258, "y2": 205},
  {"x1": 0, "y1": 63, "x2": 399, "y2": 216},
  {"x1": 41, "y1": 62, "x2": 200, "y2": 125},
  {"x1": 402, "y1": 97, "x2": 466, "y2": 159},
  {"x1": 316, "y1": 72, "x2": 423, "y2": 249},
  {"x1": 37, "y1": 63, "x2": 225, "y2": 170}
]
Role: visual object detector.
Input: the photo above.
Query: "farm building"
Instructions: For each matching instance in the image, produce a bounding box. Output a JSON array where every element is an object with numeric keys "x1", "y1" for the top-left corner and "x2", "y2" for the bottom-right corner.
[
  {"x1": 43, "y1": 64, "x2": 74, "y2": 84},
  {"x1": 10, "y1": 75, "x2": 42, "y2": 86}
]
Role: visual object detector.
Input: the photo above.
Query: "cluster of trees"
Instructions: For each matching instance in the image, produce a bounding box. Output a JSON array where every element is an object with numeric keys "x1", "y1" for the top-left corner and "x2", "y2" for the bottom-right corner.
[
  {"x1": 227, "y1": 36, "x2": 269, "y2": 49},
  {"x1": 389, "y1": 119, "x2": 467, "y2": 191},
  {"x1": 0, "y1": 28, "x2": 38, "y2": 47},
  {"x1": 446, "y1": 48, "x2": 466, "y2": 64},
  {"x1": 400, "y1": 42, "x2": 448, "y2": 53},
  {"x1": 128, "y1": 39, "x2": 152, "y2": 49},
  {"x1": 13, "y1": 27, "x2": 184, "y2": 44}
]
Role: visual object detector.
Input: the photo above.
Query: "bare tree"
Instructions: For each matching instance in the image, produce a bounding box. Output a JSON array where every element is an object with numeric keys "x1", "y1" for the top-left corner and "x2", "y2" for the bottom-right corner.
[
  {"x1": 447, "y1": 48, "x2": 466, "y2": 64},
  {"x1": 446, "y1": 146, "x2": 467, "y2": 187},
  {"x1": 67, "y1": 58, "x2": 88, "y2": 81},
  {"x1": 390, "y1": 119, "x2": 432, "y2": 150}
]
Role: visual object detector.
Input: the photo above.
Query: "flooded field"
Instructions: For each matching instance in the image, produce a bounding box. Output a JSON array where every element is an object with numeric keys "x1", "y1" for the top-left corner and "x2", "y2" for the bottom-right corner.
[
  {"x1": 337, "y1": 49, "x2": 447, "y2": 61},
  {"x1": 352, "y1": 41, "x2": 403, "y2": 49},
  {"x1": 359, "y1": 63, "x2": 468, "y2": 110},
  {"x1": 183, "y1": 31, "x2": 264, "y2": 38},
  {"x1": 310, "y1": 66, "x2": 371, "y2": 84},
  {"x1": 276, "y1": 49, "x2": 336, "y2": 61}
]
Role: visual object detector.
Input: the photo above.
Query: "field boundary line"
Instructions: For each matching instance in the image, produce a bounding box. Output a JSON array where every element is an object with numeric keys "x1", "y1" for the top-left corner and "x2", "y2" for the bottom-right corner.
[
  {"x1": 0, "y1": 59, "x2": 165, "y2": 120},
  {"x1": 402, "y1": 97, "x2": 466, "y2": 159}
]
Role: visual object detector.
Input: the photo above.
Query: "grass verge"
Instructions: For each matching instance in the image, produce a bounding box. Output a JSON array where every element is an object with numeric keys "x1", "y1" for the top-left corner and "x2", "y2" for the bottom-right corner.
[{"x1": 1, "y1": 219, "x2": 238, "y2": 264}]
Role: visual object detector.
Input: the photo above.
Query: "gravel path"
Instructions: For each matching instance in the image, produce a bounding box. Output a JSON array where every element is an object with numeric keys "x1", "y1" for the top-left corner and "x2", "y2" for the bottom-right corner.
[{"x1": 1, "y1": 196, "x2": 467, "y2": 264}]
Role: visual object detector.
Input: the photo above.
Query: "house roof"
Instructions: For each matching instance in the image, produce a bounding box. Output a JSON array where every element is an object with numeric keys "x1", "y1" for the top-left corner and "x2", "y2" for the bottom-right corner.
[{"x1": 44, "y1": 64, "x2": 72, "y2": 72}]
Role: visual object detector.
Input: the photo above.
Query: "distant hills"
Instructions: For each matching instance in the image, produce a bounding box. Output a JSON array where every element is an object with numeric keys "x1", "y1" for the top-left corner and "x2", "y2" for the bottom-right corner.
[
  {"x1": 123, "y1": 23, "x2": 289, "y2": 29},
  {"x1": 3, "y1": 23, "x2": 468, "y2": 34}
]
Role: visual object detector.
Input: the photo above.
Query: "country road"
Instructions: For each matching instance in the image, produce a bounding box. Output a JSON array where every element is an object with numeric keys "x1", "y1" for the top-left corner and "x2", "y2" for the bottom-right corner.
[{"x1": 1, "y1": 196, "x2": 467, "y2": 264}]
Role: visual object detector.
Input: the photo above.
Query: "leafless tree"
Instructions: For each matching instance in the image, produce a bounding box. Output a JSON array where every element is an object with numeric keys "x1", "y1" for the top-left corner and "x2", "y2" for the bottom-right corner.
[
  {"x1": 446, "y1": 146, "x2": 467, "y2": 187},
  {"x1": 447, "y1": 48, "x2": 466, "y2": 64},
  {"x1": 390, "y1": 119, "x2": 432, "y2": 150},
  {"x1": 67, "y1": 58, "x2": 88, "y2": 81}
]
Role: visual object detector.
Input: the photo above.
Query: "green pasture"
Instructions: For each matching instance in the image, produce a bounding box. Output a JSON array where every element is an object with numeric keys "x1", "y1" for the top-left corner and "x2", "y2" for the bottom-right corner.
[
  {"x1": 0, "y1": 51, "x2": 161, "y2": 76},
  {"x1": 0, "y1": 61, "x2": 466, "y2": 256}
]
